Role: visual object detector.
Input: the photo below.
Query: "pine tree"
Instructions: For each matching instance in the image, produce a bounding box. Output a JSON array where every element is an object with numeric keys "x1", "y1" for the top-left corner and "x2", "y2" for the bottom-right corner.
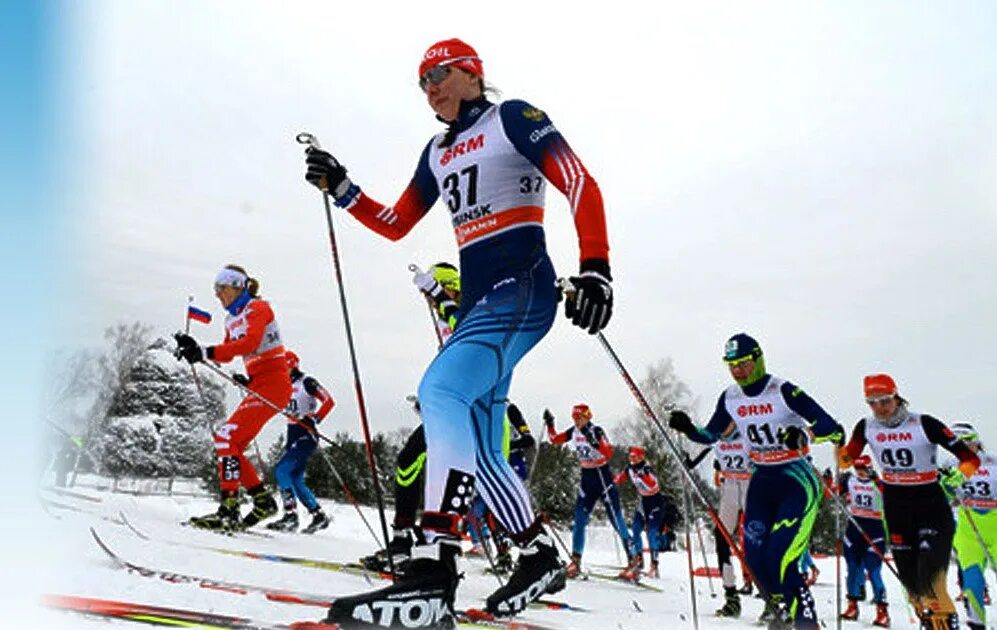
[
  {"x1": 91, "y1": 336, "x2": 224, "y2": 481},
  {"x1": 530, "y1": 442, "x2": 580, "y2": 525},
  {"x1": 612, "y1": 359, "x2": 716, "y2": 529}
]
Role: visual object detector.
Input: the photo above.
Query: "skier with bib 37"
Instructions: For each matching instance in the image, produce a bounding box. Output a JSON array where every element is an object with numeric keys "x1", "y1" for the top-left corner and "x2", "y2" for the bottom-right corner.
[{"x1": 303, "y1": 37, "x2": 612, "y2": 626}]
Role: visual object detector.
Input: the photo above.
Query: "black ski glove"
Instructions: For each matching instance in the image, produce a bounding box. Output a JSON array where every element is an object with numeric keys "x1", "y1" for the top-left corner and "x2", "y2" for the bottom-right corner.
[
  {"x1": 232, "y1": 373, "x2": 250, "y2": 387},
  {"x1": 173, "y1": 333, "x2": 204, "y2": 364},
  {"x1": 668, "y1": 410, "x2": 695, "y2": 436},
  {"x1": 300, "y1": 415, "x2": 319, "y2": 432},
  {"x1": 565, "y1": 259, "x2": 613, "y2": 335},
  {"x1": 543, "y1": 409, "x2": 555, "y2": 430},
  {"x1": 579, "y1": 424, "x2": 601, "y2": 449},
  {"x1": 305, "y1": 147, "x2": 356, "y2": 204},
  {"x1": 780, "y1": 426, "x2": 807, "y2": 451}
]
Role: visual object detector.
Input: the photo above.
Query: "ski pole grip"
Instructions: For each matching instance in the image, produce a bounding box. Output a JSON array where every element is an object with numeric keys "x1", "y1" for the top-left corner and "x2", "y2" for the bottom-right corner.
[
  {"x1": 555, "y1": 276, "x2": 577, "y2": 300},
  {"x1": 296, "y1": 132, "x2": 322, "y2": 150}
]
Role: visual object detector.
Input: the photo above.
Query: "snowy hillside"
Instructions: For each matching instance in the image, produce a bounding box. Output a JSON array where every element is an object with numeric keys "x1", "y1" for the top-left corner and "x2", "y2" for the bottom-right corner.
[{"x1": 35, "y1": 483, "x2": 964, "y2": 629}]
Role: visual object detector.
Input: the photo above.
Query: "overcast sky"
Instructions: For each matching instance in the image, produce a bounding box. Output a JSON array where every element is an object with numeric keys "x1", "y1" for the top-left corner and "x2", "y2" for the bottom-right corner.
[{"x1": 61, "y1": 2, "x2": 997, "y2": 459}]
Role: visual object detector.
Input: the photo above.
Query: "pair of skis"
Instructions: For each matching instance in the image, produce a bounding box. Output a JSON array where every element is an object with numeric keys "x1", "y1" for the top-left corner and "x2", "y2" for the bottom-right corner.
[
  {"x1": 45, "y1": 593, "x2": 559, "y2": 630},
  {"x1": 80, "y1": 525, "x2": 568, "y2": 629}
]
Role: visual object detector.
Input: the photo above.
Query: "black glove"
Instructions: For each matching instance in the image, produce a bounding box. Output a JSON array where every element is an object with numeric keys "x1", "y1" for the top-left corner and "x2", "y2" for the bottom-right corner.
[
  {"x1": 173, "y1": 333, "x2": 204, "y2": 364},
  {"x1": 305, "y1": 147, "x2": 356, "y2": 202},
  {"x1": 565, "y1": 259, "x2": 613, "y2": 335},
  {"x1": 232, "y1": 373, "x2": 250, "y2": 387},
  {"x1": 668, "y1": 410, "x2": 695, "y2": 436},
  {"x1": 780, "y1": 425, "x2": 807, "y2": 451},
  {"x1": 543, "y1": 409, "x2": 555, "y2": 429},
  {"x1": 300, "y1": 415, "x2": 318, "y2": 432},
  {"x1": 579, "y1": 424, "x2": 600, "y2": 449}
]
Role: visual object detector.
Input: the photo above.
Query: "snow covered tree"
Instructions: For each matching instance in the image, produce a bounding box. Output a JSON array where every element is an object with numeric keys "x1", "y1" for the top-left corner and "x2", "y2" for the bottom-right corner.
[
  {"x1": 530, "y1": 442, "x2": 580, "y2": 525},
  {"x1": 611, "y1": 358, "x2": 716, "y2": 528},
  {"x1": 90, "y1": 335, "x2": 224, "y2": 480}
]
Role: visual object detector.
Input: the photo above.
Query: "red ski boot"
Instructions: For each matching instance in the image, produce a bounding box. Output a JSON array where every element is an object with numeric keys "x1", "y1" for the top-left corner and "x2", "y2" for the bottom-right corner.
[
  {"x1": 872, "y1": 602, "x2": 890, "y2": 628},
  {"x1": 618, "y1": 555, "x2": 641, "y2": 582},
  {"x1": 841, "y1": 598, "x2": 859, "y2": 621},
  {"x1": 565, "y1": 553, "x2": 582, "y2": 579}
]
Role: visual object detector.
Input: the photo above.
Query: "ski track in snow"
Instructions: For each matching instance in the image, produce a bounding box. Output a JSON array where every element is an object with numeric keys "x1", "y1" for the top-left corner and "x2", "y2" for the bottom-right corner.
[{"x1": 36, "y1": 485, "x2": 987, "y2": 629}]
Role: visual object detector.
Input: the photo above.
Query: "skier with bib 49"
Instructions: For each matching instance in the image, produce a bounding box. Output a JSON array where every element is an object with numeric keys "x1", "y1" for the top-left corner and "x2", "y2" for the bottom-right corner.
[
  {"x1": 266, "y1": 350, "x2": 335, "y2": 534},
  {"x1": 303, "y1": 38, "x2": 612, "y2": 627},
  {"x1": 839, "y1": 374, "x2": 980, "y2": 630},
  {"x1": 668, "y1": 333, "x2": 845, "y2": 629}
]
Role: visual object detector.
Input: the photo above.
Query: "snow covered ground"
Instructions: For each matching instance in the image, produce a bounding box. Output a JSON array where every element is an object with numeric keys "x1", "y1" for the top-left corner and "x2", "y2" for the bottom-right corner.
[{"x1": 33, "y1": 483, "x2": 983, "y2": 629}]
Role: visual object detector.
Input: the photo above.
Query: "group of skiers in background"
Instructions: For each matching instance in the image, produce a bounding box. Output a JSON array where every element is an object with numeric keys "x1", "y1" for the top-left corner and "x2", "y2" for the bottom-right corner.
[{"x1": 164, "y1": 37, "x2": 991, "y2": 630}]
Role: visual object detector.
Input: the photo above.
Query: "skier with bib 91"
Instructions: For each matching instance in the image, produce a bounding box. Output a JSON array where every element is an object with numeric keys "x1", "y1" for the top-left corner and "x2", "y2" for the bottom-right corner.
[
  {"x1": 668, "y1": 333, "x2": 845, "y2": 629},
  {"x1": 303, "y1": 37, "x2": 612, "y2": 627}
]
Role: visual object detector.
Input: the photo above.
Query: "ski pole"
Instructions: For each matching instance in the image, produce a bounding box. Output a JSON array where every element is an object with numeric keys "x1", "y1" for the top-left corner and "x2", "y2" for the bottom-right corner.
[
  {"x1": 408, "y1": 264, "x2": 444, "y2": 349},
  {"x1": 555, "y1": 278, "x2": 768, "y2": 601},
  {"x1": 680, "y1": 478, "x2": 701, "y2": 629},
  {"x1": 193, "y1": 359, "x2": 382, "y2": 549},
  {"x1": 683, "y1": 437, "x2": 715, "y2": 600},
  {"x1": 809, "y1": 463, "x2": 900, "y2": 581},
  {"x1": 693, "y1": 517, "x2": 716, "y2": 598},
  {"x1": 466, "y1": 503, "x2": 505, "y2": 587},
  {"x1": 833, "y1": 463, "x2": 842, "y2": 630},
  {"x1": 541, "y1": 514, "x2": 574, "y2": 562},
  {"x1": 296, "y1": 131, "x2": 393, "y2": 577},
  {"x1": 594, "y1": 465, "x2": 632, "y2": 564}
]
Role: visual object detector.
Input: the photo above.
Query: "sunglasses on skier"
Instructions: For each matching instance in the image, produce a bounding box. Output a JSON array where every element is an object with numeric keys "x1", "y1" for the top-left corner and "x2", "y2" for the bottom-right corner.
[
  {"x1": 419, "y1": 65, "x2": 452, "y2": 91},
  {"x1": 865, "y1": 395, "x2": 894, "y2": 406},
  {"x1": 725, "y1": 355, "x2": 756, "y2": 367}
]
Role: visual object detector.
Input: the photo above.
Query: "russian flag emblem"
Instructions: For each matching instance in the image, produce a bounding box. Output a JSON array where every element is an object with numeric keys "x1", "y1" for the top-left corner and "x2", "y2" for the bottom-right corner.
[{"x1": 187, "y1": 305, "x2": 212, "y2": 324}]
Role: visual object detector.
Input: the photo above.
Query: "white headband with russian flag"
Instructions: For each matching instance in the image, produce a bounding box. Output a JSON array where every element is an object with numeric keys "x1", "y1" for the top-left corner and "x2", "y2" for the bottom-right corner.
[{"x1": 215, "y1": 267, "x2": 247, "y2": 289}]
